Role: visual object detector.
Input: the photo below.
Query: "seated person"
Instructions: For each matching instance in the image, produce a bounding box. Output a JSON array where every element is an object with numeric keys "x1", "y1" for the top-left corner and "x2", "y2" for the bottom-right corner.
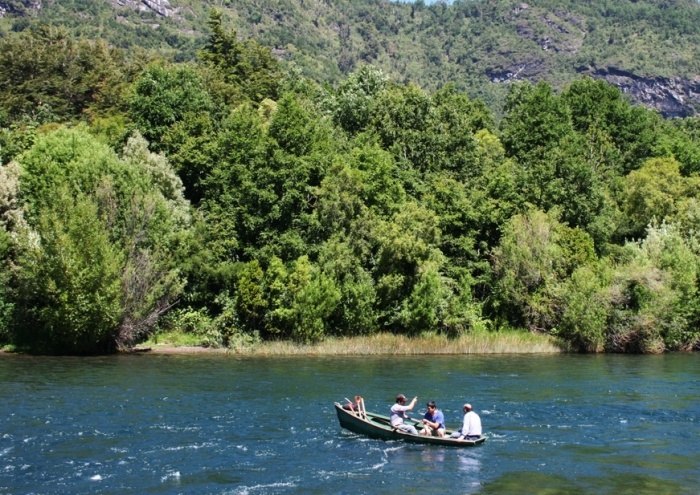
[
  {"x1": 451, "y1": 403, "x2": 482, "y2": 440},
  {"x1": 390, "y1": 394, "x2": 418, "y2": 434},
  {"x1": 421, "y1": 401, "x2": 446, "y2": 437}
]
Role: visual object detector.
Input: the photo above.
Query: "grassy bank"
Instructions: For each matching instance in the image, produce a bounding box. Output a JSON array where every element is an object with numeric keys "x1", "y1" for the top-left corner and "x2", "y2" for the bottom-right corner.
[{"x1": 142, "y1": 329, "x2": 566, "y2": 355}]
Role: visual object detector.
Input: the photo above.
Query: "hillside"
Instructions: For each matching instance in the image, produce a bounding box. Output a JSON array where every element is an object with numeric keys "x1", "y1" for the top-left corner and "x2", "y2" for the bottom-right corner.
[{"x1": 1, "y1": 0, "x2": 699, "y2": 115}]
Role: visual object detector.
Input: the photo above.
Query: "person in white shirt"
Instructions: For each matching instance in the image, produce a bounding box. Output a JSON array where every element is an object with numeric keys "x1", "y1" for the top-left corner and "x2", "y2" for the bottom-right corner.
[
  {"x1": 451, "y1": 403, "x2": 482, "y2": 440},
  {"x1": 390, "y1": 394, "x2": 418, "y2": 434}
]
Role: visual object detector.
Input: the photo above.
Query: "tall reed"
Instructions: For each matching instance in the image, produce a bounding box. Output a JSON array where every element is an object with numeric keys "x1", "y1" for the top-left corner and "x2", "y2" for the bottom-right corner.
[{"x1": 228, "y1": 331, "x2": 565, "y2": 356}]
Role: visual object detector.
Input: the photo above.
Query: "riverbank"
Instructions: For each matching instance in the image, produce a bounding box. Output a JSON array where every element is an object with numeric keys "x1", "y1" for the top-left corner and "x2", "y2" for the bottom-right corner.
[{"x1": 136, "y1": 330, "x2": 566, "y2": 356}]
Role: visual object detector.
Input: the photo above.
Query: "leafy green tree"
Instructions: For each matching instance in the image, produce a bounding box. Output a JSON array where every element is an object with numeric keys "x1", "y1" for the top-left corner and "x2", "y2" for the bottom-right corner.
[
  {"x1": 328, "y1": 65, "x2": 389, "y2": 135},
  {"x1": 0, "y1": 26, "x2": 126, "y2": 123},
  {"x1": 159, "y1": 109, "x2": 218, "y2": 205},
  {"x1": 499, "y1": 81, "x2": 606, "y2": 234},
  {"x1": 398, "y1": 258, "x2": 451, "y2": 335},
  {"x1": 314, "y1": 141, "x2": 404, "y2": 241},
  {"x1": 128, "y1": 62, "x2": 212, "y2": 151},
  {"x1": 491, "y1": 208, "x2": 596, "y2": 333},
  {"x1": 557, "y1": 263, "x2": 612, "y2": 352},
  {"x1": 202, "y1": 104, "x2": 265, "y2": 262},
  {"x1": 243, "y1": 255, "x2": 339, "y2": 343},
  {"x1": 233, "y1": 259, "x2": 267, "y2": 333},
  {"x1": 12, "y1": 187, "x2": 124, "y2": 354},
  {"x1": 420, "y1": 172, "x2": 480, "y2": 276},
  {"x1": 639, "y1": 222, "x2": 699, "y2": 350},
  {"x1": 429, "y1": 84, "x2": 492, "y2": 179},
  {"x1": 500, "y1": 81, "x2": 573, "y2": 163},
  {"x1": 655, "y1": 116, "x2": 700, "y2": 176},
  {"x1": 199, "y1": 10, "x2": 281, "y2": 103},
  {"x1": 373, "y1": 201, "x2": 443, "y2": 330},
  {"x1": 468, "y1": 130, "x2": 521, "y2": 250},
  {"x1": 0, "y1": 161, "x2": 21, "y2": 340},
  {"x1": 369, "y1": 82, "x2": 436, "y2": 175},
  {"x1": 620, "y1": 157, "x2": 685, "y2": 238},
  {"x1": 205, "y1": 94, "x2": 334, "y2": 262},
  {"x1": 562, "y1": 77, "x2": 661, "y2": 176},
  {"x1": 288, "y1": 256, "x2": 341, "y2": 343},
  {"x1": 317, "y1": 237, "x2": 378, "y2": 337},
  {"x1": 606, "y1": 222, "x2": 699, "y2": 353},
  {"x1": 10, "y1": 126, "x2": 190, "y2": 354},
  {"x1": 0, "y1": 229, "x2": 13, "y2": 343}
]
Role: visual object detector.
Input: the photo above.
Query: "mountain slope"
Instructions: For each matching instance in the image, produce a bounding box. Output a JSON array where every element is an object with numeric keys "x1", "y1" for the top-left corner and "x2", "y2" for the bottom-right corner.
[{"x1": 1, "y1": 0, "x2": 699, "y2": 116}]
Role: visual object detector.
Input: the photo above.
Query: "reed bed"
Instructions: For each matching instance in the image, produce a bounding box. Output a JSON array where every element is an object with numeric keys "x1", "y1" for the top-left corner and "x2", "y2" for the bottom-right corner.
[{"x1": 182, "y1": 330, "x2": 566, "y2": 356}]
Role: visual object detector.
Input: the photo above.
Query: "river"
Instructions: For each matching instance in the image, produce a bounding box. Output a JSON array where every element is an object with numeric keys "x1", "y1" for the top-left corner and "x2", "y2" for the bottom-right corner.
[{"x1": 1, "y1": 353, "x2": 698, "y2": 494}]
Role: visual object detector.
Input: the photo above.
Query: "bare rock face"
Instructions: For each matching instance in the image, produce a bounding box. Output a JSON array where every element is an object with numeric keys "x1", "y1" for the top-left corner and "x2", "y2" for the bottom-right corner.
[
  {"x1": 0, "y1": 0, "x2": 39, "y2": 17},
  {"x1": 592, "y1": 67, "x2": 700, "y2": 118},
  {"x1": 109, "y1": 0, "x2": 177, "y2": 17}
]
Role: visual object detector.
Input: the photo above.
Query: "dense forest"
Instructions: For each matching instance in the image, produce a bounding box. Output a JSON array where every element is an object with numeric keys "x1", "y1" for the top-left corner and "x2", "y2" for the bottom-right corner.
[{"x1": 2, "y1": 5, "x2": 700, "y2": 354}]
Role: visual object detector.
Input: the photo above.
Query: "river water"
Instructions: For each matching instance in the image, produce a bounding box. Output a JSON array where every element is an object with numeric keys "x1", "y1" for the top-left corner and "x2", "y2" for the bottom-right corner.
[{"x1": 1, "y1": 353, "x2": 698, "y2": 494}]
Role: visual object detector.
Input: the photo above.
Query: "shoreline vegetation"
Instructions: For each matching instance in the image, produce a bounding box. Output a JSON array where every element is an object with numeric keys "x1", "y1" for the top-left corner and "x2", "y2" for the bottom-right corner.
[
  {"x1": 4, "y1": 9, "x2": 700, "y2": 356},
  {"x1": 133, "y1": 330, "x2": 566, "y2": 356}
]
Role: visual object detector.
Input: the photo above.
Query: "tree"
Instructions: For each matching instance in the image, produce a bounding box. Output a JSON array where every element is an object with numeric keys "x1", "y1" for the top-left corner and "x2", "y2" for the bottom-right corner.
[
  {"x1": 0, "y1": 229, "x2": 13, "y2": 343},
  {"x1": 12, "y1": 188, "x2": 124, "y2": 354},
  {"x1": 204, "y1": 95, "x2": 334, "y2": 262},
  {"x1": 557, "y1": 263, "x2": 612, "y2": 352},
  {"x1": 0, "y1": 26, "x2": 126, "y2": 123},
  {"x1": 606, "y1": 222, "x2": 700, "y2": 353},
  {"x1": 620, "y1": 157, "x2": 685, "y2": 238},
  {"x1": 369, "y1": 83, "x2": 436, "y2": 175},
  {"x1": 329, "y1": 65, "x2": 389, "y2": 135},
  {"x1": 491, "y1": 208, "x2": 595, "y2": 332},
  {"x1": 500, "y1": 81, "x2": 573, "y2": 163},
  {"x1": 9, "y1": 127, "x2": 191, "y2": 354},
  {"x1": 128, "y1": 62, "x2": 212, "y2": 151},
  {"x1": 199, "y1": 10, "x2": 281, "y2": 103},
  {"x1": 373, "y1": 201, "x2": 443, "y2": 330},
  {"x1": 398, "y1": 258, "x2": 451, "y2": 335},
  {"x1": 562, "y1": 77, "x2": 661, "y2": 176},
  {"x1": 499, "y1": 81, "x2": 606, "y2": 234},
  {"x1": 429, "y1": 84, "x2": 492, "y2": 179},
  {"x1": 159, "y1": 111, "x2": 217, "y2": 205}
]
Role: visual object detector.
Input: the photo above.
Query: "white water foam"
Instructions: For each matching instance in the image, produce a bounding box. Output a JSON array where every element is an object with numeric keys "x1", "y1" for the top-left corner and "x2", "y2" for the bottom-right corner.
[
  {"x1": 229, "y1": 481, "x2": 297, "y2": 495},
  {"x1": 161, "y1": 471, "x2": 180, "y2": 483}
]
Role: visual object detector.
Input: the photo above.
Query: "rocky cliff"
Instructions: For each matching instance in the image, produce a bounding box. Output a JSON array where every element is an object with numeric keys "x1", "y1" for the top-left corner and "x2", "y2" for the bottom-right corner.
[{"x1": 590, "y1": 68, "x2": 700, "y2": 118}]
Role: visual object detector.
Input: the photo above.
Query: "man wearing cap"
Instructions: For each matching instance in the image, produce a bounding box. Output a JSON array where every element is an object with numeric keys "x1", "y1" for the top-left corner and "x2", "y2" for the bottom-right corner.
[
  {"x1": 421, "y1": 401, "x2": 446, "y2": 437},
  {"x1": 390, "y1": 394, "x2": 418, "y2": 434},
  {"x1": 451, "y1": 403, "x2": 482, "y2": 440}
]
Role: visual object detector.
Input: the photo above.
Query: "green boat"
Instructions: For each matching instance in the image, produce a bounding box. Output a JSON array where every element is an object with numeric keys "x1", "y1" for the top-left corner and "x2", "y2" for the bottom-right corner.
[{"x1": 334, "y1": 400, "x2": 486, "y2": 447}]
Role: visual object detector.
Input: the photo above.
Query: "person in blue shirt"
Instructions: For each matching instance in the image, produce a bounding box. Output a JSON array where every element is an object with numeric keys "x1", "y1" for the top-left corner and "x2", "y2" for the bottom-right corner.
[{"x1": 421, "y1": 401, "x2": 446, "y2": 437}]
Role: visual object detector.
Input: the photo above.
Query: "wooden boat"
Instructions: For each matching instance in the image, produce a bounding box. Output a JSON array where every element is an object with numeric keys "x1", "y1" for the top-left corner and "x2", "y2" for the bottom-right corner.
[{"x1": 334, "y1": 398, "x2": 486, "y2": 447}]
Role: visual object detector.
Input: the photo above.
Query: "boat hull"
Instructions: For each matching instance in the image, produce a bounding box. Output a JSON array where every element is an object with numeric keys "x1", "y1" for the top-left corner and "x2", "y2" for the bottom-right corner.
[{"x1": 334, "y1": 403, "x2": 486, "y2": 447}]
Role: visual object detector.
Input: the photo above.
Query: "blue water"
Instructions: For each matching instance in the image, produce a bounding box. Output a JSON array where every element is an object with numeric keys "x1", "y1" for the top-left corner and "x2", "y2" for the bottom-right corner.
[{"x1": 1, "y1": 353, "x2": 698, "y2": 494}]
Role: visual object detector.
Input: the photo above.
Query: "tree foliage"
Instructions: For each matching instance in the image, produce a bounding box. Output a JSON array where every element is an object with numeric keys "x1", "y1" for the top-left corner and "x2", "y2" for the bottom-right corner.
[
  {"x1": 6, "y1": 127, "x2": 190, "y2": 354},
  {"x1": 2, "y1": 23, "x2": 700, "y2": 354}
]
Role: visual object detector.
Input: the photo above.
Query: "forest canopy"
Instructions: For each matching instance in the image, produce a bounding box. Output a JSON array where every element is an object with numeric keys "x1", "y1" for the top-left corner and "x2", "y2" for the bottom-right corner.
[{"x1": 1, "y1": 11, "x2": 700, "y2": 354}]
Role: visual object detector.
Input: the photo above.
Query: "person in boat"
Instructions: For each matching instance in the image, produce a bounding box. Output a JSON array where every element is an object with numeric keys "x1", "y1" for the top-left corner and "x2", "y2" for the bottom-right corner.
[
  {"x1": 451, "y1": 403, "x2": 482, "y2": 440},
  {"x1": 390, "y1": 394, "x2": 418, "y2": 434},
  {"x1": 421, "y1": 400, "x2": 446, "y2": 437},
  {"x1": 342, "y1": 395, "x2": 362, "y2": 412}
]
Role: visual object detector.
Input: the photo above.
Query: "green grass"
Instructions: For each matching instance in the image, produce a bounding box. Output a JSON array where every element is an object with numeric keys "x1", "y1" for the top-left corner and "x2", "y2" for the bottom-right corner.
[{"x1": 142, "y1": 329, "x2": 206, "y2": 348}]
